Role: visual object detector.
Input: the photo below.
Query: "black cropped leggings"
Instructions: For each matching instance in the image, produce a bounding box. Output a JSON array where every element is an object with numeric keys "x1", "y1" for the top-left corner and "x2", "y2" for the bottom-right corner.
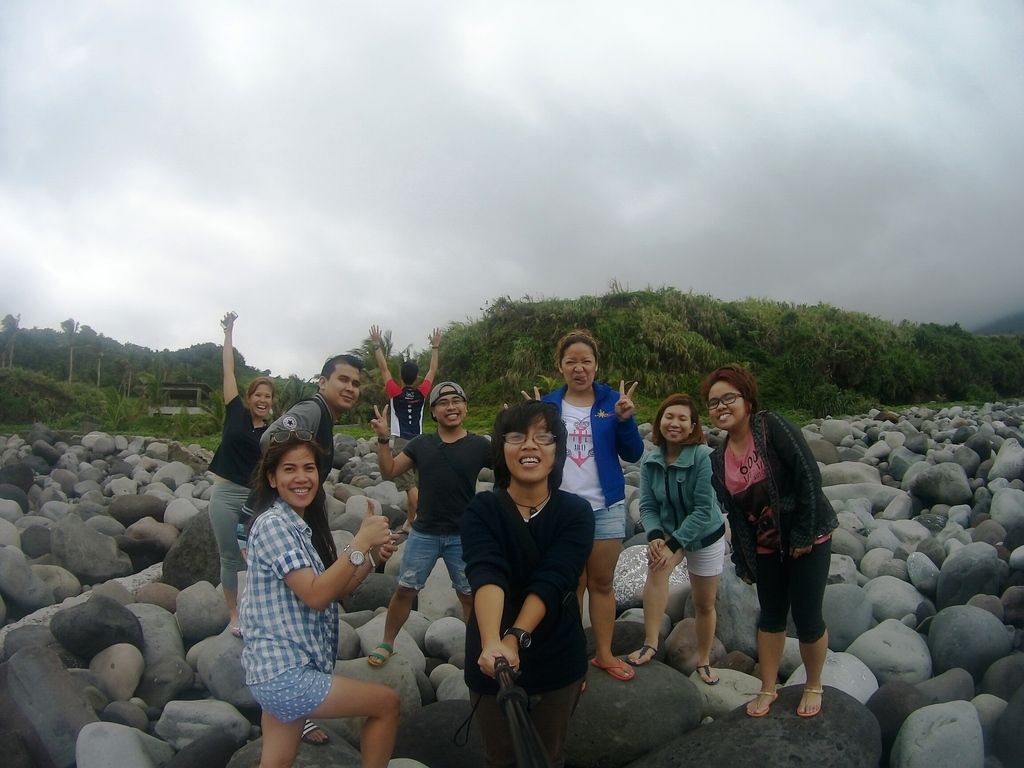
[{"x1": 755, "y1": 538, "x2": 830, "y2": 643}]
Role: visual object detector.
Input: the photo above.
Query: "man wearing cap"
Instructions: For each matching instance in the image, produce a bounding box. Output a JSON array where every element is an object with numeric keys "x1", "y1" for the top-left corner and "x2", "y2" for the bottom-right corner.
[{"x1": 367, "y1": 381, "x2": 491, "y2": 666}]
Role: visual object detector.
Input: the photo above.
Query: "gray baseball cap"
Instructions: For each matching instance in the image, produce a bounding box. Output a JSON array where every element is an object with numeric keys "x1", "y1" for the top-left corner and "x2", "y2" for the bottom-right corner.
[{"x1": 429, "y1": 381, "x2": 467, "y2": 408}]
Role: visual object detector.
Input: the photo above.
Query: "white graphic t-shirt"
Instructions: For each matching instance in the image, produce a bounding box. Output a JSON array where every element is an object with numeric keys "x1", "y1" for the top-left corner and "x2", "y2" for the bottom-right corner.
[{"x1": 560, "y1": 401, "x2": 605, "y2": 510}]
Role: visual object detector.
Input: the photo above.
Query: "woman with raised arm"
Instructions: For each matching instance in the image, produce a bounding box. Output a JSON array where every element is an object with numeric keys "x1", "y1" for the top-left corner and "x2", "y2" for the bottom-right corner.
[
  {"x1": 463, "y1": 400, "x2": 594, "y2": 767},
  {"x1": 241, "y1": 432, "x2": 399, "y2": 768},
  {"x1": 540, "y1": 329, "x2": 645, "y2": 682},
  {"x1": 208, "y1": 311, "x2": 274, "y2": 635},
  {"x1": 625, "y1": 394, "x2": 726, "y2": 686},
  {"x1": 700, "y1": 364, "x2": 837, "y2": 718}
]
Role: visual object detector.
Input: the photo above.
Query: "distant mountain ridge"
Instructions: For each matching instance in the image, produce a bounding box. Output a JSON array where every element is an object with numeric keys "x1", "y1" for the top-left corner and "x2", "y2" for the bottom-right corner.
[{"x1": 973, "y1": 310, "x2": 1024, "y2": 336}]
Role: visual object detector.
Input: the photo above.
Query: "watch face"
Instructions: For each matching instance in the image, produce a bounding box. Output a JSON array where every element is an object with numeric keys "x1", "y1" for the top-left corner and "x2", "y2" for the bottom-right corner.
[
  {"x1": 518, "y1": 631, "x2": 531, "y2": 649},
  {"x1": 348, "y1": 548, "x2": 365, "y2": 566}
]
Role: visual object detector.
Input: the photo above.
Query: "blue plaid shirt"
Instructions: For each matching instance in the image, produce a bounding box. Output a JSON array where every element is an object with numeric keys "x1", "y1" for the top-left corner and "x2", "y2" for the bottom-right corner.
[{"x1": 240, "y1": 500, "x2": 339, "y2": 685}]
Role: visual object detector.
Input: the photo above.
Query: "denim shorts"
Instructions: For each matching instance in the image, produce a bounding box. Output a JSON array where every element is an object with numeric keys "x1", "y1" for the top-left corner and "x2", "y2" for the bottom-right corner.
[
  {"x1": 593, "y1": 500, "x2": 626, "y2": 541},
  {"x1": 249, "y1": 665, "x2": 332, "y2": 723},
  {"x1": 398, "y1": 529, "x2": 471, "y2": 594}
]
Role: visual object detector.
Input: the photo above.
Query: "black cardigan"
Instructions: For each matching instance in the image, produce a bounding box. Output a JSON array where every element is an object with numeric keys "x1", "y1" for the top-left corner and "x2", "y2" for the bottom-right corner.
[
  {"x1": 710, "y1": 410, "x2": 838, "y2": 582},
  {"x1": 461, "y1": 489, "x2": 594, "y2": 695}
]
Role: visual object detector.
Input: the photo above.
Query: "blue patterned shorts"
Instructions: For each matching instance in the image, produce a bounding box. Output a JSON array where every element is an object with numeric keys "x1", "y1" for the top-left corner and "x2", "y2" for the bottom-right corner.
[
  {"x1": 593, "y1": 500, "x2": 626, "y2": 540},
  {"x1": 249, "y1": 665, "x2": 332, "y2": 723}
]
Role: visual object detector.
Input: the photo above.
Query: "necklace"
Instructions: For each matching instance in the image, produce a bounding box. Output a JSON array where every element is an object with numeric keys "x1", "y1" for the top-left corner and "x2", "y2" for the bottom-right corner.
[{"x1": 508, "y1": 491, "x2": 550, "y2": 520}]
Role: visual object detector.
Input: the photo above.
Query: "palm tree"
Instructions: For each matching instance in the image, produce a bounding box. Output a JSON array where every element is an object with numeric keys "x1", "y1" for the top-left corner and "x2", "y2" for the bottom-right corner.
[
  {"x1": 60, "y1": 318, "x2": 78, "y2": 382},
  {"x1": 0, "y1": 314, "x2": 19, "y2": 368}
]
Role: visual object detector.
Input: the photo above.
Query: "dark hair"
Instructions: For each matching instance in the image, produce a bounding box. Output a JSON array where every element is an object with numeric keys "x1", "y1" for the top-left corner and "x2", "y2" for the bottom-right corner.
[
  {"x1": 491, "y1": 401, "x2": 567, "y2": 492},
  {"x1": 400, "y1": 360, "x2": 419, "y2": 385},
  {"x1": 554, "y1": 329, "x2": 598, "y2": 368},
  {"x1": 651, "y1": 393, "x2": 705, "y2": 447},
  {"x1": 249, "y1": 436, "x2": 336, "y2": 567},
  {"x1": 321, "y1": 354, "x2": 365, "y2": 379},
  {"x1": 245, "y1": 376, "x2": 275, "y2": 402},
  {"x1": 700, "y1": 364, "x2": 760, "y2": 415}
]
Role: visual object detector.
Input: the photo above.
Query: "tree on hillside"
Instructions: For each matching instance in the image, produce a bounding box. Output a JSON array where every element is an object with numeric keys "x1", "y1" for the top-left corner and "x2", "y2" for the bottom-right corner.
[
  {"x1": 1, "y1": 314, "x2": 19, "y2": 368},
  {"x1": 60, "y1": 318, "x2": 79, "y2": 383}
]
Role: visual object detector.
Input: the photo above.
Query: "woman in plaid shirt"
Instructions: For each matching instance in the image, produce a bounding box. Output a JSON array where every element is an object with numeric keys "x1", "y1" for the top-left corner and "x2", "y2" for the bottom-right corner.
[{"x1": 240, "y1": 432, "x2": 399, "y2": 767}]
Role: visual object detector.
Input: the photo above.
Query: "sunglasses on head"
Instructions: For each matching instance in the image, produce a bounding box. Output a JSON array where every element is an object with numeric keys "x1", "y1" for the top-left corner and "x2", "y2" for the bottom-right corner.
[{"x1": 269, "y1": 429, "x2": 314, "y2": 444}]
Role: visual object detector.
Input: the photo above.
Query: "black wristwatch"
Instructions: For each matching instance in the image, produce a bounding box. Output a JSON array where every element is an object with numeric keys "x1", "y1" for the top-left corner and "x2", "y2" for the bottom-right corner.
[{"x1": 503, "y1": 627, "x2": 532, "y2": 649}]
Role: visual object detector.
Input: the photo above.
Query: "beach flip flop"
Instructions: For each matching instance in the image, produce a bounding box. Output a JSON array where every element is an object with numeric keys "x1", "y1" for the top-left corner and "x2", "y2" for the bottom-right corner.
[
  {"x1": 368, "y1": 642, "x2": 395, "y2": 667},
  {"x1": 625, "y1": 644, "x2": 657, "y2": 667},
  {"x1": 229, "y1": 625, "x2": 242, "y2": 639},
  {"x1": 301, "y1": 720, "x2": 329, "y2": 746},
  {"x1": 746, "y1": 690, "x2": 779, "y2": 717},
  {"x1": 697, "y1": 664, "x2": 720, "y2": 685},
  {"x1": 590, "y1": 657, "x2": 636, "y2": 681},
  {"x1": 797, "y1": 687, "x2": 824, "y2": 718}
]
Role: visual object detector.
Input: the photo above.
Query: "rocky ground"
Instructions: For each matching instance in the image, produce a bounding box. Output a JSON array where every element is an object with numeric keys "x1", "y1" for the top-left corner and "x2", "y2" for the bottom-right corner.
[{"x1": 1, "y1": 402, "x2": 1023, "y2": 768}]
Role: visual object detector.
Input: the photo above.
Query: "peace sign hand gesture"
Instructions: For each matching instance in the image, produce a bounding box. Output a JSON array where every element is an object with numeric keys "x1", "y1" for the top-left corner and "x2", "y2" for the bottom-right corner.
[
  {"x1": 370, "y1": 404, "x2": 391, "y2": 439},
  {"x1": 520, "y1": 386, "x2": 543, "y2": 402},
  {"x1": 615, "y1": 380, "x2": 639, "y2": 422}
]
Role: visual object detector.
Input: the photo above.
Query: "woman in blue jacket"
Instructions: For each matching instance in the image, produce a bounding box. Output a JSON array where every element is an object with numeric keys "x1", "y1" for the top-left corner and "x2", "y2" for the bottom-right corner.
[
  {"x1": 625, "y1": 394, "x2": 726, "y2": 685},
  {"x1": 540, "y1": 329, "x2": 644, "y2": 682}
]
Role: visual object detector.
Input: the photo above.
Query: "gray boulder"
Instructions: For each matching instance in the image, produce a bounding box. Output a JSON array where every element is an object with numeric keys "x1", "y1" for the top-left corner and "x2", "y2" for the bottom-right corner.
[
  {"x1": 908, "y1": 463, "x2": 973, "y2": 507},
  {"x1": 154, "y1": 699, "x2": 250, "y2": 751},
  {"x1": 134, "y1": 656, "x2": 194, "y2": 710},
  {"x1": 161, "y1": 512, "x2": 220, "y2": 590},
  {"x1": 928, "y1": 605, "x2": 1013, "y2": 682},
  {"x1": 864, "y1": 575, "x2": 927, "y2": 622},
  {"x1": 993, "y1": 685, "x2": 1024, "y2": 768},
  {"x1": 565, "y1": 661, "x2": 702, "y2": 768},
  {"x1": 936, "y1": 542, "x2": 1003, "y2": 609},
  {"x1": 50, "y1": 514, "x2": 133, "y2": 583},
  {"x1": 713, "y1": 569, "x2": 759, "y2": 657},
  {"x1": 988, "y1": 438, "x2": 1024, "y2": 481},
  {"x1": 907, "y1": 551, "x2": 940, "y2": 597},
  {"x1": 126, "y1": 602, "x2": 185, "y2": 666},
  {"x1": 0, "y1": 646, "x2": 98, "y2": 768},
  {"x1": 626, "y1": 686, "x2": 880, "y2": 768},
  {"x1": 108, "y1": 494, "x2": 167, "y2": 526},
  {"x1": 889, "y1": 700, "x2": 984, "y2": 768},
  {"x1": 847, "y1": 619, "x2": 932, "y2": 684},
  {"x1": 823, "y1": 583, "x2": 875, "y2": 652},
  {"x1": 50, "y1": 595, "x2": 144, "y2": 659},
  {"x1": 990, "y1": 487, "x2": 1024, "y2": 550},
  {"x1": 195, "y1": 631, "x2": 255, "y2": 709},
  {"x1": 820, "y1": 462, "x2": 881, "y2": 486},
  {"x1": 75, "y1": 721, "x2": 175, "y2": 768},
  {"x1": 0, "y1": 545, "x2": 55, "y2": 610},
  {"x1": 175, "y1": 580, "x2": 229, "y2": 643}
]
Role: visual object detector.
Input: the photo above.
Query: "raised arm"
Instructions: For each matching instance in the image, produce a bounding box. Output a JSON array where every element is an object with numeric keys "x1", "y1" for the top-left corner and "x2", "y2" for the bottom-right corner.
[
  {"x1": 424, "y1": 328, "x2": 442, "y2": 383},
  {"x1": 221, "y1": 312, "x2": 239, "y2": 403},
  {"x1": 369, "y1": 325, "x2": 393, "y2": 384},
  {"x1": 370, "y1": 404, "x2": 415, "y2": 479}
]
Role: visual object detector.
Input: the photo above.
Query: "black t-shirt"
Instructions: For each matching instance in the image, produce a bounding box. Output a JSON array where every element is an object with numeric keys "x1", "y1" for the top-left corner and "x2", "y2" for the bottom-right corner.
[
  {"x1": 403, "y1": 432, "x2": 491, "y2": 534},
  {"x1": 210, "y1": 397, "x2": 268, "y2": 487}
]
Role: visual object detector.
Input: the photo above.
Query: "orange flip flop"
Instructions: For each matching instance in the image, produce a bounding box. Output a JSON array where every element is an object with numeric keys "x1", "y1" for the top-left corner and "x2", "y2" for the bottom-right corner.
[{"x1": 590, "y1": 657, "x2": 636, "y2": 681}]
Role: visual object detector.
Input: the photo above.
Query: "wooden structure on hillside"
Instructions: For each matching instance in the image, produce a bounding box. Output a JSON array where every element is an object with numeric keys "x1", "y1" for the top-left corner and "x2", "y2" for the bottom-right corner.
[{"x1": 149, "y1": 383, "x2": 213, "y2": 416}]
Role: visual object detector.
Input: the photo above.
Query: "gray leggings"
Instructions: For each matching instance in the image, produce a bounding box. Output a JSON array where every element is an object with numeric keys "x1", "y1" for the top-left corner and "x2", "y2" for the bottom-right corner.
[{"x1": 208, "y1": 479, "x2": 249, "y2": 591}]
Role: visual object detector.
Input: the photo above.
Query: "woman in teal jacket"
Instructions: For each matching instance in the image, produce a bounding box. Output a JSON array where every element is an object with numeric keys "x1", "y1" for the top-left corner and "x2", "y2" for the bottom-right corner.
[{"x1": 626, "y1": 393, "x2": 726, "y2": 685}]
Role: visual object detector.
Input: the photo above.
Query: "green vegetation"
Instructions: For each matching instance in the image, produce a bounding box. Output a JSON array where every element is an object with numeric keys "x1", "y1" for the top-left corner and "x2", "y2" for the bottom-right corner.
[{"x1": 2, "y1": 288, "x2": 1022, "y2": 445}]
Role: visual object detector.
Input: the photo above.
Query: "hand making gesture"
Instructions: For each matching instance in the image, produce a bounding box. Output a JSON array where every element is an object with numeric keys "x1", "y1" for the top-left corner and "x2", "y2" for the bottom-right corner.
[
  {"x1": 615, "y1": 380, "x2": 639, "y2": 421},
  {"x1": 520, "y1": 385, "x2": 543, "y2": 402},
  {"x1": 221, "y1": 311, "x2": 237, "y2": 334},
  {"x1": 369, "y1": 324, "x2": 384, "y2": 347},
  {"x1": 429, "y1": 328, "x2": 442, "y2": 348},
  {"x1": 370, "y1": 404, "x2": 391, "y2": 439}
]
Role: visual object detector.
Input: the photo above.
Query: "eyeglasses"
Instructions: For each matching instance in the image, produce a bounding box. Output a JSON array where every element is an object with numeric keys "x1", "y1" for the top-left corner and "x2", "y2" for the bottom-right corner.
[
  {"x1": 706, "y1": 392, "x2": 742, "y2": 410},
  {"x1": 504, "y1": 432, "x2": 557, "y2": 446},
  {"x1": 269, "y1": 429, "x2": 314, "y2": 444}
]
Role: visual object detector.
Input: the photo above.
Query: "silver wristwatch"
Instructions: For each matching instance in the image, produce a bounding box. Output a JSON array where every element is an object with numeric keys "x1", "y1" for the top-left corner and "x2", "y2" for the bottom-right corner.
[{"x1": 342, "y1": 544, "x2": 366, "y2": 567}]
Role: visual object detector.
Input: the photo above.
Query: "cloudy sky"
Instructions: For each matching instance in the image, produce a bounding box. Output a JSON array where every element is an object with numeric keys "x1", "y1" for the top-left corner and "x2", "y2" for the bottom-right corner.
[{"x1": 1, "y1": 1, "x2": 1021, "y2": 378}]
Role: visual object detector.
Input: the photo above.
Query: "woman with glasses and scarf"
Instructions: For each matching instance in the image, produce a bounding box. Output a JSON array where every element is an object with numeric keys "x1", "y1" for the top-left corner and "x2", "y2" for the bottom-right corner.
[
  {"x1": 462, "y1": 401, "x2": 594, "y2": 768},
  {"x1": 700, "y1": 365, "x2": 837, "y2": 718},
  {"x1": 240, "y1": 432, "x2": 398, "y2": 767}
]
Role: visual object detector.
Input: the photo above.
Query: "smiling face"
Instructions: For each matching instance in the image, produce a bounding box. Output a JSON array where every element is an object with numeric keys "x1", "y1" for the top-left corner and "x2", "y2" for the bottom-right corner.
[
  {"x1": 559, "y1": 341, "x2": 598, "y2": 396},
  {"x1": 503, "y1": 416, "x2": 557, "y2": 489},
  {"x1": 659, "y1": 404, "x2": 695, "y2": 447},
  {"x1": 431, "y1": 394, "x2": 467, "y2": 430},
  {"x1": 267, "y1": 443, "x2": 319, "y2": 513},
  {"x1": 247, "y1": 383, "x2": 273, "y2": 422},
  {"x1": 706, "y1": 379, "x2": 750, "y2": 435},
  {"x1": 319, "y1": 363, "x2": 361, "y2": 417}
]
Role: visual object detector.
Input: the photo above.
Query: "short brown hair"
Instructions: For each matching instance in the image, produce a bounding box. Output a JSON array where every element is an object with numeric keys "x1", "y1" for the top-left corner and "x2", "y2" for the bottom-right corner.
[
  {"x1": 700, "y1": 364, "x2": 760, "y2": 414},
  {"x1": 651, "y1": 393, "x2": 704, "y2": 447},
  {"x1": 246, "y1": 376, "x2": 275, "y2": 401},
  {"x1": 554, "y1": 329, "x2": 598, "y2": 368}
]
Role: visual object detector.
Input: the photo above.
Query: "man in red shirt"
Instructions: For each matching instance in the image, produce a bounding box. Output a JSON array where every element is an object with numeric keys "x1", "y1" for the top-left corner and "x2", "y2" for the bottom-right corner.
[{"x1": 369, "y1": 325, "x2": 441, "y2": 531}]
